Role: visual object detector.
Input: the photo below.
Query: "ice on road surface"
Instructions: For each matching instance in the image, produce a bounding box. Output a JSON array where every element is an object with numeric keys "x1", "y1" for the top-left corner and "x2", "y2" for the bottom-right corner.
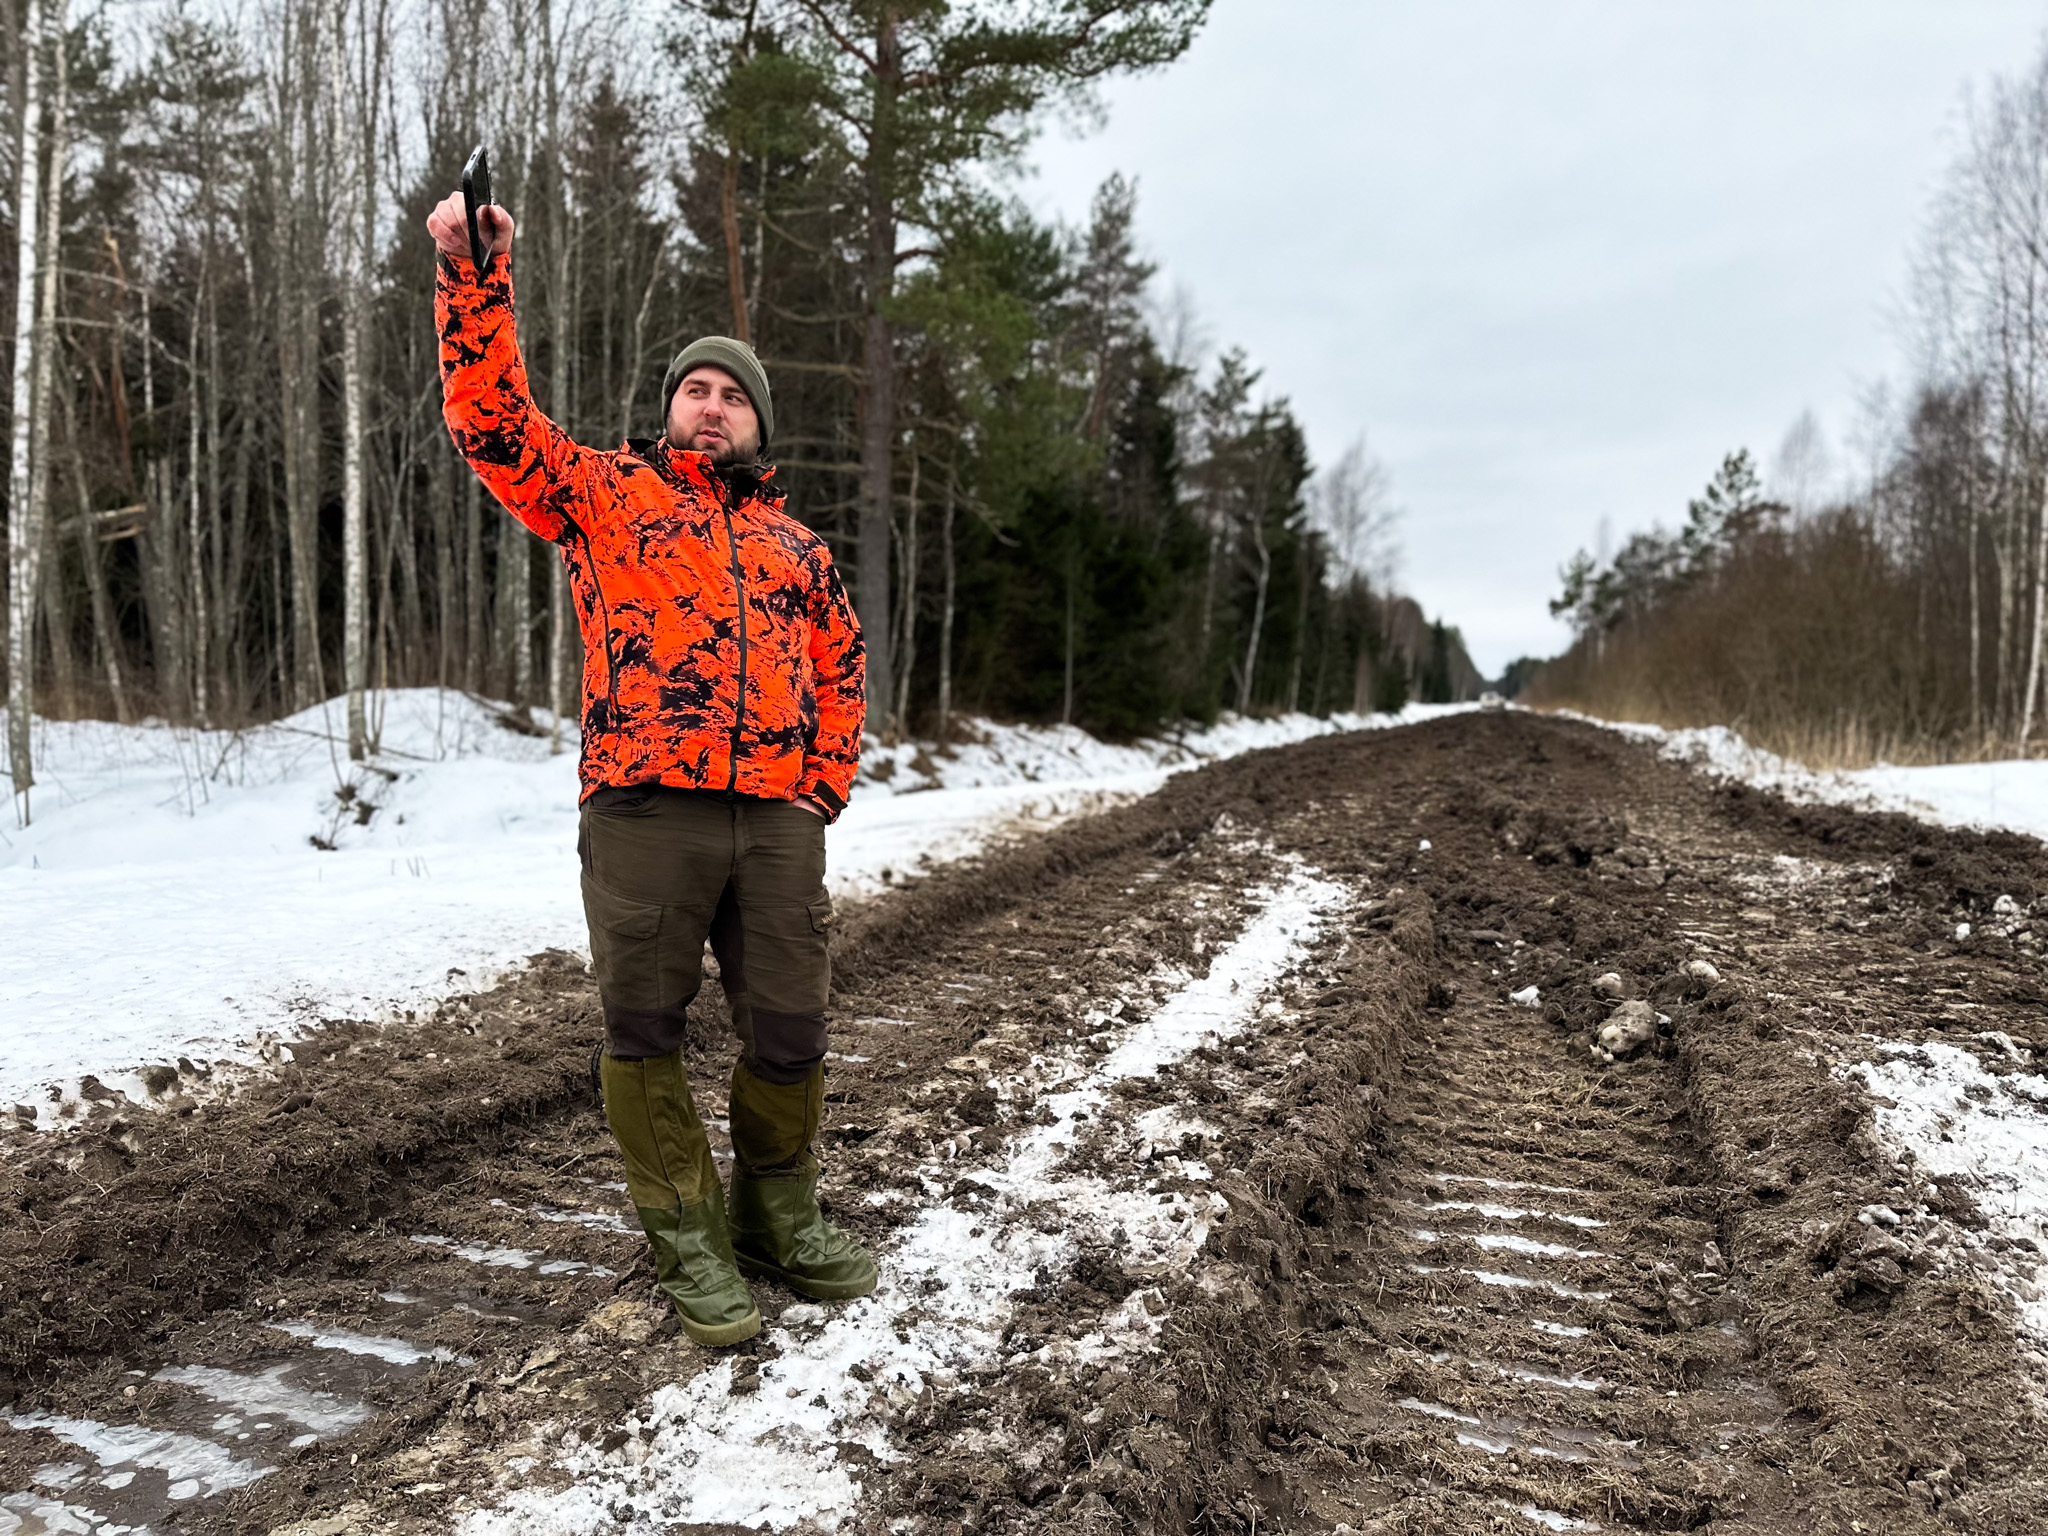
[{"x1": 0, "y1": 691, "x2": 1457, "y2": 1111}]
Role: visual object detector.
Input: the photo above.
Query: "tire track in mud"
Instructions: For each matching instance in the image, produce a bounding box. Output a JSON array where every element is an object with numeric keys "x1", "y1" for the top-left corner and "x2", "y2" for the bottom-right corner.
[
  {"x1": 7, "y1": 712, "x2": 2048, "y2": 1536},
  {"x1": 1286, "y1": 991, "x2": 1783, "y2": 1535}
]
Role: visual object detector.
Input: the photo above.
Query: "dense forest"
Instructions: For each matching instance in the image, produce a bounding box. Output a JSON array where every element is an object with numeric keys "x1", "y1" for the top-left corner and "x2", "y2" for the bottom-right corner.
[
  {"x1": 1531, "y1": 37, "x2": 2048, "y2": 768},
  {"x1": 0, "y1": 0, "x2": 1475, "y2": 802}
]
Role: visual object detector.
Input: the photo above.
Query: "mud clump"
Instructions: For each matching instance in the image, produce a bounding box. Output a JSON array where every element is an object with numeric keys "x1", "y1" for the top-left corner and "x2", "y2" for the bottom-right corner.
[{"x1": 1597, "y1": 998, "x2": 1658, "y2": 1059}]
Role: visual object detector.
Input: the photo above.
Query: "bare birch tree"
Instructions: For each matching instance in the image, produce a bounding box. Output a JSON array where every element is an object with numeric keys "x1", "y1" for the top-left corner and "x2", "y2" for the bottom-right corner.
[
  {"x1": 337, "y1": 0, "x2": 391, "y2": 759},
  {"x1": 5, "y1": 0, "x2": 47, "y2": 810}
]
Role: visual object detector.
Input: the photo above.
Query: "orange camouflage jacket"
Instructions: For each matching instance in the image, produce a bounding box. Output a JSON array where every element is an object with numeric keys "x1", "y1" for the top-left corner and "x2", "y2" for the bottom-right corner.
[{"x1": 436, "y1": 254, "x2": 864, "y2": 815}]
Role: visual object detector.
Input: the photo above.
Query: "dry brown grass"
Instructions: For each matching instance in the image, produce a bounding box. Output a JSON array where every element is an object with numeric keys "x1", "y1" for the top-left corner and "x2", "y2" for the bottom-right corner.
[
  {"x1": 1528, "y1": 694, "x2": 2018, "y2": 771},
  {"x1": 1525, "y1": 510, "x2": 2042, "y2": 771}
]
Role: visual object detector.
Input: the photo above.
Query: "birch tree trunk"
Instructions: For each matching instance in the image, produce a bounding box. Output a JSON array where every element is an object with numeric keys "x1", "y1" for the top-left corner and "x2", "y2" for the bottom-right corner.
[
  {"x1": 2022, "y1": 477, "x2": 2048, "y2": 752},
  {"x1": 1969, "y1": 457, "x2": 1983, "y2": 739},
  {"x1": 464, "y1": 477, "x2": 484, "y2": 692},
  {"x1": 137, "y1": 284, "x2": 190, "y2": 715},
  {"x1": 1196, "y1": 522, "x2": 1220, "y2": 674},
  {"x1": 6, "y1": 0, "x2": 46, "y2": 805},
  {"x1": 342, "y1": 0, "x2": 386, "y2": 760},
  {"x1": 343, "y1": 292, "x2": 368, "y2": 757},
  {"x1": 1061, "y1": 549, "x2": 1075, "y2": 726},
  {"x1": 1286, "y1": 550, "x2": 1309, "y2": 714},
  {"x1": 188, "y1": 321, "x2": 210, "y2": 726},
  {"x1": 27, "y1": 0, "x2": 67, "y2": 719},
  {"x1": 279, "y1": 13, "x2": 326, "y2": 710}
]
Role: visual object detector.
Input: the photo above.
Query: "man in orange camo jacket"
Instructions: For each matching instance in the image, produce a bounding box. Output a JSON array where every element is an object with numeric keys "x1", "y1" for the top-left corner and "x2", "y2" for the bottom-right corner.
[{"x1": 427, "y1": 187, "x2": 873, "y2": 1348}]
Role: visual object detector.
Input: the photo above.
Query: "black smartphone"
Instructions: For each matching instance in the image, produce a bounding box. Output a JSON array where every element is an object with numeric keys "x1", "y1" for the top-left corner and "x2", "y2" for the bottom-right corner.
[{"x1": 462, "y1": 145, "x2": 494, "y2": 276}]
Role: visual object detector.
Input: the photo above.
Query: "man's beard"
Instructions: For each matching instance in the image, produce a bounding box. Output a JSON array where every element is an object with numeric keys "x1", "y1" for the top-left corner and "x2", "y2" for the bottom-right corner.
[{"x1": 677, "y1": 430, "x2": 754, "y2": 466}]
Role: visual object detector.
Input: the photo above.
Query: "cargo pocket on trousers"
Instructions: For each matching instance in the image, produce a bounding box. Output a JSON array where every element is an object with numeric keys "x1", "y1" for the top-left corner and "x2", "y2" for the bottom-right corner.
[
  {"x1": 807, "y1": 895, "x2": 836, "y2": 935},
  {"x1": 581, "y1": 874, "x2": 667, "y2": 1007}
]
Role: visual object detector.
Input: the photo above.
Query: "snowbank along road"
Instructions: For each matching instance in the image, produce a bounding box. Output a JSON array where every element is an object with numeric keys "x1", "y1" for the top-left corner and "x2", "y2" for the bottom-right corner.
[{"x1": 3, "y1": 711, "x2": 2048, "y2": 1535}]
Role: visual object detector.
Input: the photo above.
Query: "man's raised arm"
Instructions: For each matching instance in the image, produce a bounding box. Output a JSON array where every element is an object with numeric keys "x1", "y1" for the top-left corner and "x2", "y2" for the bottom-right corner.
[{"x1": 426, "y1": 190, "x2": 589, "y2": 541}]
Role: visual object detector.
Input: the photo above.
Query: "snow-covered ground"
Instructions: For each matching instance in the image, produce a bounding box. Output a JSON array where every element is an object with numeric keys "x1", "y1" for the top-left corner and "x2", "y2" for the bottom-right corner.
[
  {"x1": 1838, "y1": 1037, "x2": 2048, "y2": 1362},
  {"x1": 1583, "y1": 715, "x2": 2048, "y2": 845},
  {"x1": 0, "y1": 691, "x2": 1462, "y2": 1116}
]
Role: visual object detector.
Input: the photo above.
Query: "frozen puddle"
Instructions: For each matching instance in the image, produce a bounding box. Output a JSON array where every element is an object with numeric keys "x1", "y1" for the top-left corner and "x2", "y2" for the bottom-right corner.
[
  {"x1": 153, "y1": 1363, "x2": 372, "y2": 1444},
  {"x1": 409, "y1": 1234, "x2": 614, "y2": 1276},
  {"x1": 267, "y1": 1322, "x2": 469, "y2": 1367},
  {"x1": 2, "y1": 1484, "x2": 154, "y2": 1535},
  {"x1": 4, "y1": 1412, "x2": 272, "y2": 1499},
  {"x1": 464, "y1": 861, "x2": 1349, "y2": 1534}
]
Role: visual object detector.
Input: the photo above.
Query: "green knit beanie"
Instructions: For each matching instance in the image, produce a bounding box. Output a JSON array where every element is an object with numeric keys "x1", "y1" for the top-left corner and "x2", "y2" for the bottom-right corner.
[{"x1": 661, "y1": 337, "x2": 773, "y2": 451}]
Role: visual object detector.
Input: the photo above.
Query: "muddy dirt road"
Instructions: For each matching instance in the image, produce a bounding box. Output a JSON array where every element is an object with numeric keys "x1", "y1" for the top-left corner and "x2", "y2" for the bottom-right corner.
[{"x1": 4, "y1": 712, "x2": 2047, "y2": 1535}]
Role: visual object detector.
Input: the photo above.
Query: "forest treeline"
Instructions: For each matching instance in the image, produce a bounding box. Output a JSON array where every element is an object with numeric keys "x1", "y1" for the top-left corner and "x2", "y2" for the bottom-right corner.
[
  {"x1": 0, "y1": 0, "x2": 1476, "y2": 800},
  {"x1": 1530, "y1": 37, "x2": 2048, "y2": 768}
]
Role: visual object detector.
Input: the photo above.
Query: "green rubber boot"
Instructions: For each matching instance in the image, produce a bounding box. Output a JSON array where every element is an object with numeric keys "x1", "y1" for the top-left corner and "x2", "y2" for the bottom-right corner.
[
  {"x1": 601, "y1": 1051, "x2": 761, "y2": 1346},
  {"x1": 729, "y1": 1168, "x2": 879, "y2": 1300},
  {"x1": 728, "y1": 1062, "x2": 878, "y2": 1301}
]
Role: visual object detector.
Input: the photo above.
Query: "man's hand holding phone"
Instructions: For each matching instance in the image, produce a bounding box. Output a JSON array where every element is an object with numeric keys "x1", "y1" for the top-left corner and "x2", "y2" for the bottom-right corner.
[{"x1": 426, "y1": 193, "x2": 513, "y2": 272}]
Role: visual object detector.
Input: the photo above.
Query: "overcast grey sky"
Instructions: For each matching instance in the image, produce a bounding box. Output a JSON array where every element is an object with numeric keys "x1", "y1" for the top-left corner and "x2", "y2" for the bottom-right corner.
[{"x1": 1024, "y1": 0, "x2": 2048, "y2": 676}]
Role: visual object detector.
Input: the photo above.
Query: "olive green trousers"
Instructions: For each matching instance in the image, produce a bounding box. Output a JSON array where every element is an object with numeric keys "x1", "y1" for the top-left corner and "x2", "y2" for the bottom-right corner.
[{"x1": 579, "y1": 785, "x2": 835, "y2": 1177}]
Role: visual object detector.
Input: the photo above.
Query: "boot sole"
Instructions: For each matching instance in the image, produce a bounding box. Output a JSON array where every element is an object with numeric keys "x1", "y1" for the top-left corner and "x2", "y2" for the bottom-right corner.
[
  {"x1": 736, "y1": 1253, "x2": 878, "y2": 1301},
  {"x1": 677, "y1": 1303, "x2": 763, "y2": 1347}
]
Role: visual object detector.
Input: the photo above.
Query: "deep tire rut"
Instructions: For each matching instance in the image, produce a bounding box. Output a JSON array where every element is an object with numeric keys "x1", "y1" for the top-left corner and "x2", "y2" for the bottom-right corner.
[{"x1": 1305, "y1": 996, "x2": 1786, "y2": 1534}]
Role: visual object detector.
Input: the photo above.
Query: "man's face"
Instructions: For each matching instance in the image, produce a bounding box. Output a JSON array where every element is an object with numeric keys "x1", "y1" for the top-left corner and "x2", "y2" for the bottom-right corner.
[{"x1": 666, "y1": 366, "x2": 761, "y2": 465}]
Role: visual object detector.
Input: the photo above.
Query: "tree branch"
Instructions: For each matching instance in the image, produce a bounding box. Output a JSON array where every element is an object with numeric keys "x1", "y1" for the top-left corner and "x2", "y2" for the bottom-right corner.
[{"x1": 790, "y1": 0, "x2": 879, "y2": 74}]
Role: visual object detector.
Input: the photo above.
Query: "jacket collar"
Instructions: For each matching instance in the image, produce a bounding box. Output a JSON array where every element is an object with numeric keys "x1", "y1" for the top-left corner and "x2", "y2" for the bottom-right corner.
[{"x1": 630, "y1": 438, "x2": 783, "y2": 505}]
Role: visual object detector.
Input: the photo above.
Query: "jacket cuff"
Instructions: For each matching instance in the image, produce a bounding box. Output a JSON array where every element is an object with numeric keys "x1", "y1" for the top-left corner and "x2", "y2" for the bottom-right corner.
[
  {"x1": 800, "y1": 778, "x2": 848, "y2": 821},
  {"x1": 437, "y1": 249, "x2": 507, "y2": 290}
]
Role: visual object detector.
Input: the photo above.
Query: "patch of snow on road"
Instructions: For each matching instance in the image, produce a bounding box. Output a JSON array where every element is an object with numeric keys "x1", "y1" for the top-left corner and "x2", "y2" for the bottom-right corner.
[
  {"x1": 0, "y1": 691, "x2": 1458, "y2": 1117},
  {"x1": 462, "y1": 861, "x2": 1348, "y2": 1535},
  {"x1": 1839, "y1": 1040, "x2": 2048, "y2": 1350},
  {"x1": 1424, "y1": 1201, "x2": 1606, "y2": 1229}
]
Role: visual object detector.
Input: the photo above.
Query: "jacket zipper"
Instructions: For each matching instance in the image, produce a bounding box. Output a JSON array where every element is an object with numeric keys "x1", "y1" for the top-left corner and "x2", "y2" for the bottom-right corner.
[
  {"x1": 720, "y1": 481, "x2": 750, "y2": 794},
  {"x1": 568, "y1": 525, "x2": 618, "y2": 712}
]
